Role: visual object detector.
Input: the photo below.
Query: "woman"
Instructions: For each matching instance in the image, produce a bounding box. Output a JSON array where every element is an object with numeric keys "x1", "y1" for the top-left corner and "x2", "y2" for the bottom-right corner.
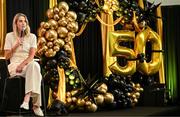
[{"x1": 4, "y1": 13, "x2": 44, "y2": 116}]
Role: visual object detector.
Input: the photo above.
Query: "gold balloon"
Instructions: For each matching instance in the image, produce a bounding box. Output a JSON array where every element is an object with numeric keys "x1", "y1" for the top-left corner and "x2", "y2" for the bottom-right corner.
[
  {"x1": 53, "y1": 14, "x2": 60, "y2": 21},
  {"x1": 64, "y1": 45, "x2": 72, "y2": 55},
  {"x1": 86, "y1": 103, "x2": 97, "y2": 112},
  {"x1": 48, "y1": 19, "x2": 58, "y2": 29},
  {"x1": 37, "y1": 27, "x2": 46, "y2": 37},
  {"x1": 97, "y1": 83, "x2": 108, "y2": 94},
  {"x1": 40, "y1": 22, "x2": 45, "y2": 27},
  {"x1": 64, "y1": 44, "x2": 71, "y2": 51},
  {"x1": 135, "y1": 92, "x2": 140, "y2": 98},
  {"x1": 38, "y1": 37, "x2": 46, "y2": 45},
  {"x1": 104, "y1": 92, "x2": 114, "y2": 103},
  {"x1": 95, "y1": 94, "x2": 104, "y2": 105},
  {"x1": 46, "y1": 8, "x2": 54, "y2": 19},
  {"x1": 57, "y1": 27, "x2": 68, "y2": 38},
  {"x1": 134, "y1": 27, "x2": 162, "y2": 75},
  {"x1": 66, "y1": 97, "x2": 72, "y2": 103},
  {"x1": 71, "y1": 89, "x2": 79, "y2": 96},
  {"x1": 140, "y1": 88, "x2": 144, "y2": 91},
  {"x1": 53, "y1": 6, "x2": 60, "y2": 14},
  {"x1": 45, "y1": 49, "x2": 56, "y2": 57},
  {"x1": 66, "y1": 92, "x2": 71, "y2": 97},
  {"x1": 68, "y1": 32, "x2": 75, "y2": 39},
  {"x1": 135, "y1": 83, "x2": 141, "y2": 88},
  {"x1": 109, "y1": 30, "x2": 136, "y2": 76},
  {"x1": 71, "y1": 97, "x2": 77, "y2": 103},
  {"x1": 45, "y1": 29, "x2": 58, "y2": 41},
  {"x1": 43, "y1": 45, "x2": 48, "y2": 51},
  {"x1": 43, "y1": 22, "x2": 50, "y2": 29},
  {"x1": 58, "y1": 1, "x2": 69, "y2": 13},
  {"x1": 58, "y1": 17, "x2": 68, "y2": 27},
  {"x1": 66, "y1": 11, "x2": 77, "y2": 21},
  {"x1": 132, "y1": 94, "x2": 136, "y2": 98},
  {"x1": 57, "y1": 38, "x2": 65, "y2": 47},
  {"x1": 64, "y1": 37, "x2": 71, "y2": 43},
  {"x1": 67, "y1": 21, "x2": 79, "y2": 33},
  {"x1": 66, "y1": 42, "x2": 72, "y2": 47},
  {"x1": 133, "y1": 98, "x2": 138, "y2": 103},
  {"x1": 59, "y1": 10, "x2": 66, "y2": 18},
  {"x1": 76, "y1": 99, "x2": 85, "y2": 107},
  {"x1": 53, "y1": 39, "x2": 59, "y2": 46},
  {"x1": 85, "y1": 101, "x2": 92, "y2": 106},
  {"x1": 37, "y1": 45, "x2": 48, "y2": 56},
  {"x1": 53, "y1": 45, "x2": 60, "y2": 52}
]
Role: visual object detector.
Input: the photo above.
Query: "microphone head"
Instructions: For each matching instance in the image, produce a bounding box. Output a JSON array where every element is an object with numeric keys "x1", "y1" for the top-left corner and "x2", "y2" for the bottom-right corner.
[
  {"x1": 22, "y1": 26, "x2": 26, "y2": 31},
  {"x1": 20, "y1": 26, "x2": 26, "y2": 37}
]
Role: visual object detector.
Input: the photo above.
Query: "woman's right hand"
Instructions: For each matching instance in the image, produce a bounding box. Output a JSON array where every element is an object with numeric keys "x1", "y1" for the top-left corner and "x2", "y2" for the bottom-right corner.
[{"x1": 15, "y1": 37, "x2": 23, "y2": 47}]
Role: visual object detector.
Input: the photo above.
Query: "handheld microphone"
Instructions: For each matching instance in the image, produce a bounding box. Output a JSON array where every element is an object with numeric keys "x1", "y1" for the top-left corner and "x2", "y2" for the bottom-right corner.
[{"x1": 20, "y1": 26, "x2": 26, "y2": 37}]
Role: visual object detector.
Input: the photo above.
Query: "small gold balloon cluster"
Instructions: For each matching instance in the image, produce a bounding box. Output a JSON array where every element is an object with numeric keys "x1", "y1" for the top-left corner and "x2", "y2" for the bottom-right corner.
[
  {"x1": 126, "y1": 83, "x2": 143, "y2": 106},
  {"x1": 102, "y1": 0, "x2": 119, "y2": 14},
  {"x1": 65, "y1": 89, "x2": 98, "y2": 112},
  {"x1": 95, "y1": 83, "x2": 114, "y2": 105},
  {"x1": 37, "y1": 1, "x2": 78, "y2": 58},
  {"x1": 65, "y1": 83, "x2": 114, "y2": 112}
]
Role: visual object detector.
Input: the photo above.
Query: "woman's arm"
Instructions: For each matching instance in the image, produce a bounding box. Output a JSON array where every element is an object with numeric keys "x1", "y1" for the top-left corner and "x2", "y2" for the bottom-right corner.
[
  {"x1": 4, "y1": 37, "x2": 22, "y2": 60},
  {"x1": 16, "y1": 47, "x2": 36, "y2": 73}
]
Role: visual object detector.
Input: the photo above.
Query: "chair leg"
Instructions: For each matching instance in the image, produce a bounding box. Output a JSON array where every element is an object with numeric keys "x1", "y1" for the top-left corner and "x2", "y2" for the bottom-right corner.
[
  {"x1": 1, "y1": 78, "x2": 7, "y2": 111},
  {"x1": 41, "y1": 80, "x2": 47, "y2": 116}
]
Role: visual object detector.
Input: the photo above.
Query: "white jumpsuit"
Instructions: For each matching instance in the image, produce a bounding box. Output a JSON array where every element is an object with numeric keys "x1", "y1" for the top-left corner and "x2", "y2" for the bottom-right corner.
[{"x1": 4, "y1": 32, "x2": 42, "y2": 106}]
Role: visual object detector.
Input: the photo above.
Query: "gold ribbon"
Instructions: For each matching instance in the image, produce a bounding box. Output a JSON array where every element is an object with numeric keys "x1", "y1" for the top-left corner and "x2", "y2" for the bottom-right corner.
[
  {"x1": 49, "y1": 0, "x2": 57, "y2": 8},
  {"x1": 96, "y1": 14, "x2": 123, "y2": 26},
  {"x1": 75, "y1": 23, "x2": 87, "y2": 36},
  {"x1": 0, "y1": 0, "x2": 6, "y2": 56},
  {"x1": 156, "y1": 5, "x2": 165, "y2": 84}
]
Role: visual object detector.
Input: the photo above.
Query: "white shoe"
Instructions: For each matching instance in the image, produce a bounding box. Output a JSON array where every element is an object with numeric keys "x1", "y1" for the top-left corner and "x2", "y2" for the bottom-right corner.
[
  {"x1": 33, "y1": 107, "x2": 44, "y2": 116},
  {"x1": 20, "y1": 102, "x2": 29, "y2": 110}
]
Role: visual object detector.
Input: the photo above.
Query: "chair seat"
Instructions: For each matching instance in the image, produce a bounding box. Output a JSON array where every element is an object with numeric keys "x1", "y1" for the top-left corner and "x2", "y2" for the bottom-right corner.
[{"x1": 3, "y1": 76, "x2": 28, "y2": 112}]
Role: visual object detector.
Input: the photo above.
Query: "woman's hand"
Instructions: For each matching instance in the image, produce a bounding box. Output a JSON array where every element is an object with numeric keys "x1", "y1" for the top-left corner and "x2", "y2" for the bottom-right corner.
[
  {"x1": 16, "y1": 64, "x2": 24, "y2": 73},
  {"x1": 15, "y1": 37, "x2": 23, "y2": 46}
]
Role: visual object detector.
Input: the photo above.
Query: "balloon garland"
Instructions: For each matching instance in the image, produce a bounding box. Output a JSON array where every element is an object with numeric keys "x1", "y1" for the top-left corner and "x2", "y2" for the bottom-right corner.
[{"x1": 36, "y1": 0, "x2": 163, "y2": 114}]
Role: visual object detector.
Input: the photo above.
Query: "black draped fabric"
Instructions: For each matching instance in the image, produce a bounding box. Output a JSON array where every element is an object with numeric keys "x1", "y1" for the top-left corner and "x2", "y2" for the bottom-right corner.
[
  {"x1": 162, "y1": 5, "x2": 180, "y2": 102},
  {"x1": 73, "y1": 21, "x2": 103, "y2": 79},
  {"x1": 6, "y1": 0, "x2": 49, "y2": 35}
]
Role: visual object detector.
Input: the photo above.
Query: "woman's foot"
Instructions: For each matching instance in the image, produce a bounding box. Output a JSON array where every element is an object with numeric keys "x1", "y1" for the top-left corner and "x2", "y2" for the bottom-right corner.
[
  {"x1": 20, "y1": 92, "x2": 31, "y2": 110},
  {"x1": 33, "y1": 106, "x2": 44, "y2": 116},
  {"x1": 20, "y1": 101, "x2": 29, "y2": 110}
]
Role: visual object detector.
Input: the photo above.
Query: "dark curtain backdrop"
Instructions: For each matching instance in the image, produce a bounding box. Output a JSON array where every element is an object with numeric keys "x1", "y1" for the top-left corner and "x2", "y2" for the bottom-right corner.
[
  {"x1": 162, "y1": 5, "x2": 180, "y2": 102},
  {"x1": 6, "y1": 0, "x2": 49, "y2": 35}
]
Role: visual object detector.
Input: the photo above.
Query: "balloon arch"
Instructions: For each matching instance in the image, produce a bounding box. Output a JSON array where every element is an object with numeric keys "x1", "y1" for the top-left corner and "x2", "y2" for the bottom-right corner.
[{"x1": 36, "y1": 0, "x2": 163, "y2": 114}]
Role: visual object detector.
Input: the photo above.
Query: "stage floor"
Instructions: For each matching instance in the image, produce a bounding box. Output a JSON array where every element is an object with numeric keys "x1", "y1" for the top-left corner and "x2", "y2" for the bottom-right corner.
[{"x1": 1, "y1": 105, "x2": 180, "y2": 116}]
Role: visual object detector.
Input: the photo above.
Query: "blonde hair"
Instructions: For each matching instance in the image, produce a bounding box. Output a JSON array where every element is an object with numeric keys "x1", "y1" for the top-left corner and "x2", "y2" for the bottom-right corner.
[{"x1": 12, "y1": 13, "x2": 30, "y2": 38}]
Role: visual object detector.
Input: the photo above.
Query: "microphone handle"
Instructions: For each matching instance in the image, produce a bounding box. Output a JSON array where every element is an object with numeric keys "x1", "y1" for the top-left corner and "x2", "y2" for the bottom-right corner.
[{"x1": 20, "y1": 30, "x2": 24, "y2": 37}]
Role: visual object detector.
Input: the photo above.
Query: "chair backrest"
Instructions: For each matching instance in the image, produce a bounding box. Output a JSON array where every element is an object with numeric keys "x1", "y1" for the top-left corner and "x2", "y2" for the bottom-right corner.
[{"x1": 0, "y1": 58, "x2": 10, "y2": 80}]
